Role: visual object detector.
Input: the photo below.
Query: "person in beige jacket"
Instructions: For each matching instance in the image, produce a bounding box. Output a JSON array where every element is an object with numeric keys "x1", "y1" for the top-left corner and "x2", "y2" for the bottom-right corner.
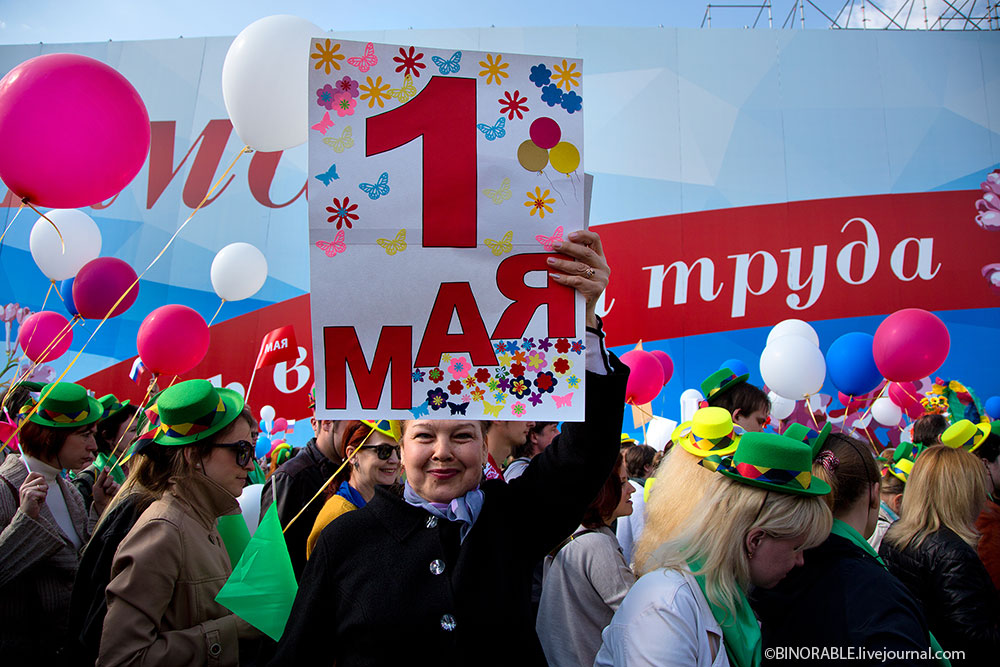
[{"x1": 99, "y1": 380, "x2": 259, "y2": 666}]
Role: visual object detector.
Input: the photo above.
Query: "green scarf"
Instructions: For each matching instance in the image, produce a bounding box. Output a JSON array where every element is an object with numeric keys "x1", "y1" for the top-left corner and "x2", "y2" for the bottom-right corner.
[
  {"x1": 688, "y1": 558, "x2": 762, "y2": 667},
  {"x1": 830, "y1": 519, "x2": 951, "y2": 667}
]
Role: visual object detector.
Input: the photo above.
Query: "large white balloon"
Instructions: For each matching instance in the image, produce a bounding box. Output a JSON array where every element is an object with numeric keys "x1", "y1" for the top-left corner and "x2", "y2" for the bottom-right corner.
[
  {"x1": 28, "y1": 209, "x2": 102, "y2": 281},
  {"x1": 760, "y1": 336, "x2": 826, "y2": 399},
  {"x1": 768, "y1": 391, "x2": 796, "y2": 420},
  {"x1": 210, "y1": 242, "x2": 268, "y2": 301},
  {"x1": 872, "y1": 397, "x2": 903, "y2": 427},
  {"x1": 238, "y1": 483, "x2": 264, "y2": 535},
  {"x1": 679, "y1": 388, "x2": 704, "y2": 423},
  {"x1": 259, "y1": 404, "x2": 276, "y2": 423},
  {"x1": 766, "y1": 318, "x2": 820, "y2": 347},
  {"x1": 222, "y1": 15, "x2": 324, "y2": 152}
]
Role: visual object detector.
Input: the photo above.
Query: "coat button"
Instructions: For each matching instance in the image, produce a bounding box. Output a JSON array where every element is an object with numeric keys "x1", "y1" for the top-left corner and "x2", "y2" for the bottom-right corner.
[
  {"x1": 429, "y1": 559, "x2": 445, "y2": 575},
  {"x1": 426, "y1": 516, "x2": 438, "y2": 528},
  {"x1": 440, "y1": 614, "x2": 456, "y2": 631},
  {"x1": 209, "y1": 643, "x2": 222, "y2": 656}
]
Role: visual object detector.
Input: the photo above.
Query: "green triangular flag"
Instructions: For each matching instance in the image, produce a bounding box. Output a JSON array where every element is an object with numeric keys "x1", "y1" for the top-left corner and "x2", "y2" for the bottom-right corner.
[
  {"x1": 216, "y1": 513, "x2": 251, "y2": 566},
  {"x1": 215, "y1": 504, "x2": 298, "y2": 641},
  {"x1": 95, "y1": 452, "x2": 126, "y2": 485}
]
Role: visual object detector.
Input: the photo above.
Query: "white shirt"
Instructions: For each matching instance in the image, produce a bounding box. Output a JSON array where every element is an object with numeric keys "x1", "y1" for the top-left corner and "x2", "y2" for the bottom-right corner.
[
  {"x1": 22, "y1": 455, "x2": 82, "y2": 550},
  {"x1": 595, "y1": 568, "x2": 729, "y2": 667},
  {"x1": 616, "y1": 481, "x2": 647, "y2": 566}
]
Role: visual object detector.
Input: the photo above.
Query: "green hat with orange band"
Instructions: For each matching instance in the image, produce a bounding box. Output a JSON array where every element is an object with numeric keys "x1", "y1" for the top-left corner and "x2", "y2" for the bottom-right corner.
[
  {"x1": 22, "y1": 382, "x2": 103, "y2": 429},
  {"x1": 717, "y1": 431, "x2": 831, "y2": 496},
  {"x1": 151, "y1": 379, "x2": 244, "y2": 446}
]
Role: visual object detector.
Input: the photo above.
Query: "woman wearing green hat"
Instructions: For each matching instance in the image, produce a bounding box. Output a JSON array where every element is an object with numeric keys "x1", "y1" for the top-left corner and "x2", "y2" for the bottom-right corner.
[
  {"x1": 596, "y1": 432, "x2": 832, "y2": 667},
  {"x1": 0, "y1": 382, "x2": 119, "y2": 661},
  {"x1": 98, "y1": 379, "x2": 260, "y2": 666}
]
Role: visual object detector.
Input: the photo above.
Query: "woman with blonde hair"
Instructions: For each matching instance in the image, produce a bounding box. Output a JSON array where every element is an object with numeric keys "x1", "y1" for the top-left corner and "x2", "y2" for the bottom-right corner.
[
  {"x1": 596, "y1": 432, "x2": 832, "y2": 667},
  {"x1": 880, "y1": 446, "x2": 1000, "y2": 662}
]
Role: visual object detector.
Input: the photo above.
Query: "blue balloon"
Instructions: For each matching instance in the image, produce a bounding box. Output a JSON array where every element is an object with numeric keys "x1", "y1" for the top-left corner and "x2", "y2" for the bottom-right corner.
[
  {"x1": 255, "y1": 433, "x2": 272, "y2": 459},
  {"x1": 720, "y1": 358, "x2": 749, "y2": 377},
  {"x1": 986, "y1": 396, "x2": 1000, "y2": 421},
  {"x1": 59, "y1": 278, "x2": 78, "y2": 317},
  {"x1": 826, "y1": 332, "x2": 882, "y2": 396}
]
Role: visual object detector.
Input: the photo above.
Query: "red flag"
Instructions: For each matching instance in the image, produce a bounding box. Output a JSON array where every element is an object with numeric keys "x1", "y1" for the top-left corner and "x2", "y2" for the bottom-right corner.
[{"x1": 255, "y1": 325, "x2": 298, "y2": 370}]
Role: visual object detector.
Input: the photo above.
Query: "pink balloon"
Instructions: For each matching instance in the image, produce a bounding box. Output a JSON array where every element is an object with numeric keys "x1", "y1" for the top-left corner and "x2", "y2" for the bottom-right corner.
[
  {"x1": 529, "y1": 117, "x2": 561, "y2": 150},
  {"x1": 271, "y1": 417, "x2": 289, "y2": 435},
  {"x1": 873, "y1": 309, "x2": 950, "y2": 382},
  {"x1": 17, "y1": 311, "x2": 72, "y2": 363},
  {"x1": 888, "y1": 381, "x2": 920, "y2": 408},
  {"x1": 620, "y1": 350, "x2": 664, "y2": 405},
  {"x1": 838, "y1": 391, "x2": 869, "y2": 414},
  {"x1": 0, "y1": 54, "x2": 150, "y2": 208},
  {"x1": 650, "y1": 350, "x2": 674, "y2": 386},
  {"x1": 137, "y1": 305, "x2": 210, "y2": 376},
  {"x1": 73, "y1": 258, "x2": 139, "y2": 320}
]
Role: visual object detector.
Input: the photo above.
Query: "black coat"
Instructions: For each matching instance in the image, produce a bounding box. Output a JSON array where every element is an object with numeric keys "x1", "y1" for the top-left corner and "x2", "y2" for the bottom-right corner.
[
  {"x1": 880, "y1": 527, "x2": 1000, "y2": 664},
  {"x1": 268, "y1": 360, "x2": 627, "y2": 667},
  {"x1": 753, "y1": 533, "x2": 931, "y2": 666}
]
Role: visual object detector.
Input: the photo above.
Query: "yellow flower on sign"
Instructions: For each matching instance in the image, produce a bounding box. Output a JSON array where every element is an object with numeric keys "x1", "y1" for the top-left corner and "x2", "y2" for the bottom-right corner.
[
  {"x1": 312, "y1": 40, "x2": 345, "y2": 75},
  {"x1": 524, "y1": 186, "x2": 555, "y2": 219},
  {"x1": 478, "y1": 54, "x2": 509, "y2": 86},
  {"x1": 552, "y1": 59, "x2": 581, "y2": 92},
  {"x1": 359, "y1": 75, "x2": 391, "y2": 108}
]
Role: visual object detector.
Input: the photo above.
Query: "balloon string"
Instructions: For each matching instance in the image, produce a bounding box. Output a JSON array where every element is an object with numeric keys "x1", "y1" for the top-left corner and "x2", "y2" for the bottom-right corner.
[
  {"x1": 49, "y1": 279, "x2": 66, "y2": 305},
  {"x1": 8, "y1": 281, "x2": 58, "y2": 385},
  {"x1": 105, "y1": 380, "x2": 156, "y2": 472},
  {"x1": 21, "y1": 199, "x2": 64, "y2": 252},
  {"x1": 860, "y1": 384, "x2": 888, "y2": 422},
  {"x1": 803, "y1": 394, "x2": 820, "y2": 429},
  {"x1": 0, "y1": 200, "x2": 26, "y2": 248},
  {"x1": 208, "y1": 299, "x2": 226, "y2": 326}
]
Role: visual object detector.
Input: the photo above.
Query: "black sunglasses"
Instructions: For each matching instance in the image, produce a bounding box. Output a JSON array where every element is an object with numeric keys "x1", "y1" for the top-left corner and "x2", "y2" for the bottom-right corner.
[
  {"x1": 360, "y1": 443, "x2": 400, "y2": 461},
  {"x1": 216, "y1": 440, "x2": 255, "y2": 468}
]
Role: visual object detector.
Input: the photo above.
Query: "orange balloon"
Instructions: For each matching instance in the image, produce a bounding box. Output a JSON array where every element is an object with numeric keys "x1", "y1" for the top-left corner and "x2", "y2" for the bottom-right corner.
[{"x1": 517, "y1": 139, "x2": 549, "y2": 172}]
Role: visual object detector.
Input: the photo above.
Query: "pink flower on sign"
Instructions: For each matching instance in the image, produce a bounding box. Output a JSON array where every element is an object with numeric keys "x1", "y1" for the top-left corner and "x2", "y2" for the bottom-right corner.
[
  {"x1": 333, "y1": 92, "x2": 357, "y2": 117},
  {"x1": 527, "y1": 350, "x2": 547, "y2": 370},
  {"x1": 511, "y1": 401, "x2": 527, "y2": 417},
  {"x1": 448, "y1": 356, "x2": 470, "y2": 379}
]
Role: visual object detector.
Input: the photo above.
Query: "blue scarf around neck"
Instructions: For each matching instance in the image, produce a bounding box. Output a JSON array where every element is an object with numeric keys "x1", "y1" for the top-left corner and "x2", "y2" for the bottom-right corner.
[{"x1": 403, "y1": 480, "x2": 485, "y2": 543}]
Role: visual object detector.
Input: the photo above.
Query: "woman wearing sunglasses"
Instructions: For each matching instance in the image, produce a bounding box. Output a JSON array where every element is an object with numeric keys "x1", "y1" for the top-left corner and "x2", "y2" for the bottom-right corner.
[
  {"x1": 306, "y1": 420, "x2": 401, "y2": 559},
  {"x1": 98, "y1": 379, "x2": 260, "y2": 666}
]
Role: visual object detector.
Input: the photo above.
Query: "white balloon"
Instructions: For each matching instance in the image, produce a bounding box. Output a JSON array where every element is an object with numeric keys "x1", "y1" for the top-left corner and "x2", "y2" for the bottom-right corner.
[
  {"x1": 679, "y1": 388, "x2": 704, "y2": 423},
  {"x1": 28, "y1": 209, "x2": 102, "y2": 281},
  {"x1": 872, "y1": 397, "x2": 903, "y2": 427},
  {"x1": 646, "y1": 417, "x2": 679, "y2": 451},
  {"x1": 766, "y1": 318, "x2": 820, "y2": 348},
  {"x1": 238, "y1": 483, "x2": 264, "y2": 535},
  {"x1": 760, "y1": 336, "x2": 826, "y2": 399},
  {"x1": 222, "y1": 15, "x2": 324, "y2": 152},
  {"x1": 260, "y1": 404, "x2": 276, "y2": 422},
  {"x1": 210, "y1": 242, "x2": 268, "y2": 301},
  {"x1": 768, "y1": 392, "x2": 796, "y2": 420}
]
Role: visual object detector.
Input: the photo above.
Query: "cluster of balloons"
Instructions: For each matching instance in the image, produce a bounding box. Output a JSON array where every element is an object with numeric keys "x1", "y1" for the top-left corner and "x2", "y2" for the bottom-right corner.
[
  {"x1": 517, "y1": 117, "x2": 581, "y2": 175},
  {"x1": 759, "y1": 319, "x2": 826, "y2": 401},
  {"x1": 620, "y1": 349, "x2": 674, "y2": 405}
]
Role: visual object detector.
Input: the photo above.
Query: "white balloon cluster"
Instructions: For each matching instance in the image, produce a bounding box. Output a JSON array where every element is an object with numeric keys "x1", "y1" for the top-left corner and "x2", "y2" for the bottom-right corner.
[{"x1": 759, "y1": 318, "x2": 826, "y2": 402}]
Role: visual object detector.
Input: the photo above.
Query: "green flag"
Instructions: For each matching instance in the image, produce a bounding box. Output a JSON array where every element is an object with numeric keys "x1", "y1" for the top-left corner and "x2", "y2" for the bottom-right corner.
[
  {"x1": 95, "y1": 452, "x2": 126, "y2": 484},
  {"x1": 215, "y1": 504, "x2": 298, "y2": 641},
  {"x1": 248, "y1": 459, "x2": 266, "y2": 485},
  {"x1": 216, "y1": 513, "x2": 251, "y2": 566}
]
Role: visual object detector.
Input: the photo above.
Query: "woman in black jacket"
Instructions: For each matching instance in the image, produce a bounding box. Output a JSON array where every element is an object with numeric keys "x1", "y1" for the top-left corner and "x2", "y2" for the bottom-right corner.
[
  {"x1": 880, "y1": 445, "x2": 1000, "y2": 664},
  {"x1": 753, "y1": 431, "x2": 935, "y2": 665},
  {"x1": 269, "y1": 230, "x2": 622, "y2": 667}
]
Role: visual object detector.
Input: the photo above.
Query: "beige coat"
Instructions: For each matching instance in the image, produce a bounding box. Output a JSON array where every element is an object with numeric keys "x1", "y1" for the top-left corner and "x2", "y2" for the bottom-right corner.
[{"x1": 99, "y1": 471, "x2": 250, "y2": 666}]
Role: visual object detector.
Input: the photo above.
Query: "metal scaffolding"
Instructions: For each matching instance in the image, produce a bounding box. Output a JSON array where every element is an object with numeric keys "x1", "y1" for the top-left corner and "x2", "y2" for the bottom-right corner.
[{"x1": 701, "y1": 1, "x2": 1000, "y2": 29}]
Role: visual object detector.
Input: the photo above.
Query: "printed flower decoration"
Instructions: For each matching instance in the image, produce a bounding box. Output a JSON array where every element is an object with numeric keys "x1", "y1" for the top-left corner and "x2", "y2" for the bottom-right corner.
[
  {"x1": 527, "y1": 350, "x2": 547, "y2": 371},
  {"x1": 552, "y1": 356, "x2": 572, "y2": 376},
  {"x1": 534, "y1": 371, "x2": 558, "y2": 394},
  {"x1": 412, "y1": 369, "x2": 425, "y2": 383},
  {"x1": 521, "y1": 338, "x2": 535, "y2": 351},
  {"x1": 333, "y1": 92, "x2": 357, "y2": 117},
  {"x1": 428, "y1": 368, "x2": 444, "y2": 383},
  {"x1": 497, "y1": 377, "x2": 511, "y2": 391},
  {"x1": 560, "y1": 91, "x2": 583, "y2": 114},
  {"x1": 537, "y1": 339, "x2": 552, "y2": 352},
  {"x1": 448, "y1": 380, "x2": 464, "y2": 395},
  {"x1": 326, "y1": 196, "x2": 359, "y2": 229},
  {"x1": 511, "y1": 402, "x2": 527, "y2": 417},
  {"x1": 316, "y1": 84, "x2": 337, "y2": 110},
  {"x1": 448, "y1": 356, "x2": 471, "y2": 379},
  {"x1": 494, "y1": 391, "x2": 507, "y2": 403},
  {"x1": 512, "y1": 350, "x2": 528, "y2": 364},
  {"x1": 336, "y1": 76, "x2": 360, "y2": 98},
  {"x1": 510, "y1": 363, "x2": 526, "y2": 378},
  {"x1": 478, "y1": 54, "x2": 510, "y2": 86},
  {"x1": 529, "y1": 63, "x2": 551, "y2": 87},
  {"x1": 471, "y1": 387, "x2": 486, "y2": 402},
  {"x1": 540, "y1": 84, "x2": 563, "y2": 107},
  {"x1": 427, "y1": 387, "x2": 449, "y2": 411},
  {"x1": 498, "y1": 90, "x2": 529, "y2": 120},
  {"x1": 360, "y1": 75, "x2": 391, "y2": 108},
  {"x1": 506, "y1": 341, "x2": 521, "y2": 353},
  {"x1": 494, "y1": 341, "x2": 507, "y2": 355},
  {"x1": 497, "y1": 352, "x2": 512, "y2": 367},
  {"x1": 509, "y1": 376, "x2": 531, "y2": 400},
  {"x1": 525, "y1": 186, "x2": 555, "y2": 219},
  {"x1": 312, "y1": 39, "x2": 345, "y2": 74},
  {"x1": 393, "y1": 46, "x2": 426, "y2": 78},
  {"x1": 463, "y1": 376, "x2": 478, "y2": 389},
  {"x1": 528, "y1": 393, "x2": 543, "y2": 407},
  {"x1": 552, "y1": 59, "x2": 581, "y2": 92},
  {"x1": 554, "y1": 338, "x2": 571, "y2": 354},
  {"x1": 571, "y1": 340, "x2": 586, "y2": 354},
  {"x1": 441, "y1": 353, "x2": 452, "y2": 362},
  {"x1": 487, "y1": 379, "x2": 500, "y2": 392},
  {"x1": 475, "y1": 368, "x2": 492, "y2": 384},
  {"x1": 567, "y1": 375, "x2": 580, "y2": 389},
  {"x1": 461, "y1": 394, "x2": 472, "y2": 403}
]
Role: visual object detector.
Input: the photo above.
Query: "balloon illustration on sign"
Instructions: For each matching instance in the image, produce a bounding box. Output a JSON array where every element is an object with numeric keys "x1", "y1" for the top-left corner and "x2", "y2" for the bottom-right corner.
[{"x1": 517, "y1": 117, "x2": 579, "y2": 176}]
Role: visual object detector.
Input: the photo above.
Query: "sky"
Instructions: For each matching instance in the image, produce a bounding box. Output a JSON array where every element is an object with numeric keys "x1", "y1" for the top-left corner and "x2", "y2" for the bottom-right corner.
[{"x1": 0, "y1": 0, "x2": 973, "y2": 45}]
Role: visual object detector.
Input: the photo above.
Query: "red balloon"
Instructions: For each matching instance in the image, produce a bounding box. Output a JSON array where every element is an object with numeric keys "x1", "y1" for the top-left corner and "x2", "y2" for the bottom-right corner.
[
  {"x1": 888, "y1": 381, "x2": 920, "y2": 409},
  {"x1": 137, "y1": 305, "x2": 210, "y2": 376},
  {"x1": 73, "y1": 258, "x2": 139, "y2": 319},
  {"x1": 873, "y1": 309, "x2": 950, "y2": 382},
  {"x1": 529, "y1": 117, "x2": 561, "y2": 150},
  {"x1": 17, "y1": 311, "x2": 72, "y2": 363},
  {"x1": 620, "y1": 350, "x2": 664, "y2": 405},
  {"x1": 838, "y1": 391, "x2": 870, "y2": 414},
  {"x1": 650, "y1": 350, "x2": 674, "y2": 386}
]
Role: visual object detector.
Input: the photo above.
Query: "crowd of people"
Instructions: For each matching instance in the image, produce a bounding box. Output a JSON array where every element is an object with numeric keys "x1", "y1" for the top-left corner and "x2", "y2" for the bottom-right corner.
[{"x1": 0, "y1": 229, "x2": 998, "y2": 665}]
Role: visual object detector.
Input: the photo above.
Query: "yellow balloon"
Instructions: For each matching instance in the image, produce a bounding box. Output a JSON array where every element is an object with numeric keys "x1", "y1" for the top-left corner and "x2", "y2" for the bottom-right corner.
[
  {"x1": 549, "y1": 141, "x2": 580, "y2": 175},
  {"x1": 517, "y1": 140, "x2": 549, "y2": 172}
]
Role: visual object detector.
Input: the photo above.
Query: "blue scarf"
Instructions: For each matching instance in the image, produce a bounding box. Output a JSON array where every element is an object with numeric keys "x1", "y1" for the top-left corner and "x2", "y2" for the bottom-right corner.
[
  {"x1": 336, "y1": 481, "x2": 367, "y2": 509},
  {"x1": 403, "y1": 480, "x2": 485, "y2": 543}
]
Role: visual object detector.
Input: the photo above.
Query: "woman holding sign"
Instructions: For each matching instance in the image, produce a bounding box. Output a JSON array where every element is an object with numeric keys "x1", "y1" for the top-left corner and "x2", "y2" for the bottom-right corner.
[{"x1": 271, "y1": 230, "x2": 623, "y2": 666}]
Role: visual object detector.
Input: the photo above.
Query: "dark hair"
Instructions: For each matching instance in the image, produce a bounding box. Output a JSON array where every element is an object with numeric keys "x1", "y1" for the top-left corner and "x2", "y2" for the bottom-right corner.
[
  {"x1": 581, "y1": 452, "x2": 625, "y2": 529},
  {"x1": 913, "y1": 414, "x2": 948, "y2": 446},
  {"x1": 812, "y1": 433, "x2": 879, "y2": 515},
  {"x1": 625, "y1": 444, "x2": 656, "y2": 478},
  {"x1": 18, "y1": 421, "x2": 75, "y2": 461},
  {"x1": 512, "y1": 421, "x2": 556, "y2": 459},
  {"x1": 96, "y1": 404, "x2": 139, "y2": 455},
  {"x1": 708, "y1": 382, "x2": 770, "y2": 418},
  {"x1": 974, "y1": 432, "x2": 1000, "y2": 464},
  {"x1": 2, "y1": 384, "x2": 33, "y2": 420}
]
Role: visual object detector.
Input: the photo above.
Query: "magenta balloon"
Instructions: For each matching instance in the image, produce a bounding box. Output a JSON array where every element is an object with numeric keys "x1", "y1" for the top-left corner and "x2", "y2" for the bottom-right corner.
[
  {"x1": 620, "y1": 350, "x2": 664, "y2": 405},
  {"x1": 529, "y1": 117, "x2": 561, "y2": 150},
  {"x1": 887, "y1": 381, "x2": 920, "y2": 409},
  {"x1": 873, "y1": 309, "x2": 950, "y2": 382},
  {"x1": 271, "y1": 417, "x2": 289, "y2": 434},
  {"x1": 0, "y1": 53, "x2": 150, "y2": 208},
  {"x1": 73, "y1": 257, "x2": 139, "y2": 320},
  {"x1": 17, "y1": 311, "x2": 72, "y2": 363},
  {"x1": 137, "y1": 305, "x2": 210, "y2": 376},
  {"x1": 650, "y1": 350, "x2": 674, "y2": 386}
]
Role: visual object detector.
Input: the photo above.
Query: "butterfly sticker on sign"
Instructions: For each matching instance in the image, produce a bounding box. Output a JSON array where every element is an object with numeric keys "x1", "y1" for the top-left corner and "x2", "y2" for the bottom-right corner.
[{"x1": 308, "y1": 39, "x2": 584, "y2": 422}]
